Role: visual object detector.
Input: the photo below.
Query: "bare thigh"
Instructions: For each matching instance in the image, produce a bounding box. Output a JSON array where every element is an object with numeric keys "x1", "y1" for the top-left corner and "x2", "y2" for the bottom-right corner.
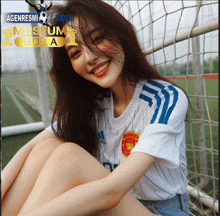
[
  {"x1": 16, "y1": 142, "x2": 153, "y2": 216},
  {"x1": 1, "y1": 137, "x2": 64, "y2": 216}
]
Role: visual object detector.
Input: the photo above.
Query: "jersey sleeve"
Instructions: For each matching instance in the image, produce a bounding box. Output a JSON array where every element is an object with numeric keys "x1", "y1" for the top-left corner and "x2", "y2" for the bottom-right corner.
[{"x1": 131, "y1": 80, "x2": 188, "y2": 168}]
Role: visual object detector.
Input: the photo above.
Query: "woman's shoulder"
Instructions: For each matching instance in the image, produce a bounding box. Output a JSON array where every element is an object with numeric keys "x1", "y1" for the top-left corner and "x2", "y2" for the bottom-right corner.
[
  {"x1": 138, "y1": 79, "x2": 188, "y2": 113},
  {"x1": 138, "y1": 79, "x2": 187, "y2": 99},
  {"x1": 139, "y1": 79, "x2": 178, "y2": 88},
  {"x1": 137, "y1": 79, "x2": 188, "y2": 126}
]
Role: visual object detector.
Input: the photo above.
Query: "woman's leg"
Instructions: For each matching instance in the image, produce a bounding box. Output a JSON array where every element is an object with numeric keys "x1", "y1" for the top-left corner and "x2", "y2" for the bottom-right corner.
[
  {"x1": 17, "y1": 142, "x2": 110, "y2": 215},
  {"x1": 1, "y1": 137, "x2": 64, "y2": 216},
  {"x1": 17, "y1": 142, "x2": 154, "y2": 216}
]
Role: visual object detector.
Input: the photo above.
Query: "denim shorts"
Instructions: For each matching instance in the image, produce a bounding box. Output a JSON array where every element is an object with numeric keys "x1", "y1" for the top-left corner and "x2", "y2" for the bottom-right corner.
[{"x1": 138, "y1": 193, "x2": 190, "y2": 216}]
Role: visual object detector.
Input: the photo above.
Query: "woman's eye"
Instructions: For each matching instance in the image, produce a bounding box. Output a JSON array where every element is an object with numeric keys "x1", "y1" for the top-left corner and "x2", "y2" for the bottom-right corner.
[
  {"x1": 92, "y1": 35, "x2": 104, "y2": 45},
  {"x1": 70, "y1": 50, "x2": 81, "y2": 59}
]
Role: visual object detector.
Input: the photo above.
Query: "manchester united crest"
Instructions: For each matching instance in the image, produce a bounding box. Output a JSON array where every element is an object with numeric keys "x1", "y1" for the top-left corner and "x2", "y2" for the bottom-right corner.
[{"x1": 121, "y1": 131, "x2": 139, "y2": 157}]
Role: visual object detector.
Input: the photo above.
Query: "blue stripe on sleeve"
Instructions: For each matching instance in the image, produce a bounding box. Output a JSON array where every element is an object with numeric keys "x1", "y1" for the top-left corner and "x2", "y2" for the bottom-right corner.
[
  {"x1": 147, "y1": 80, "x2": 164, "y2": 89},
  {"x1": 159, "y1": 89, "x2": 170, "y2": 123},
  {"x1": 139, "y1": 94, "x2": 153, "y2": 107},
  {"x1": 147, "y1": 80, "x2": 170, "y2": 124},
  {"x1": 163, "y1": 85, "x2": 178, "y2": 124},
  {"x1": 141, "y1": 84, "x2": 162, "y2": 124},
  {"x1": 150, "y1": 93, "x2": 161, "y2": 123},
  {"x1": 141, "y1": 82, "x2": 179, "y2": 124},
  {"x1": 140, "y1": 84, "x2": 158, "y2": 108},
  {"x1": 143, "y1": 84, "x2": 158, "y2": 94}
]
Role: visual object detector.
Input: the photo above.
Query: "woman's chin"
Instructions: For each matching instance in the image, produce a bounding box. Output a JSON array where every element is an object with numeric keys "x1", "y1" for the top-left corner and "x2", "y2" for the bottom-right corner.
[{"x1": 94, "y1": 79, "x2": 116, "y2": 89}]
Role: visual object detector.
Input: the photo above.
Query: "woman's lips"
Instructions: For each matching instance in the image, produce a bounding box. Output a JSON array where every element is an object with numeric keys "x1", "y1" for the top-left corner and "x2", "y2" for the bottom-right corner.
[{"x1": 93, "y1": 61, "x2": 111, "y2": 77}]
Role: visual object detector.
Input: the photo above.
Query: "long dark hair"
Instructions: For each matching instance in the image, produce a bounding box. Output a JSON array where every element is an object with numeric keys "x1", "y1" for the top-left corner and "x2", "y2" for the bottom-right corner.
[{"x1": 49, "y1": 0, "x2": 184, "y2": 157}]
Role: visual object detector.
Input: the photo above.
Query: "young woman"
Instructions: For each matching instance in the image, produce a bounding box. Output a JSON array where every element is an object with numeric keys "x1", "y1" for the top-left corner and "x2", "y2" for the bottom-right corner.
[{"x1": 1, "y1": 0, "x2": 190, "y2": 215}]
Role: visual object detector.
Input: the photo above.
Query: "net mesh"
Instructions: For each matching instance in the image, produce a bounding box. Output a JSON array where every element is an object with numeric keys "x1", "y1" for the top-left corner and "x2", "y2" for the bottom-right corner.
[{"x1": 104, "y1": 0, "x2": 218, "y2": 215}]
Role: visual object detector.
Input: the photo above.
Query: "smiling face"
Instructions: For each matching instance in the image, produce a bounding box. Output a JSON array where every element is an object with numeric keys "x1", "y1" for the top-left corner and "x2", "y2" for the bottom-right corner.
[{"x1": 64, "y1": 17, "x2": 125, "y2": 89}]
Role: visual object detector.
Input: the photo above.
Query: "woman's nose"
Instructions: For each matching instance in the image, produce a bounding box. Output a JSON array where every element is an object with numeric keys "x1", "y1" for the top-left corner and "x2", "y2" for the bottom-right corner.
[{"x1": 84, "y1": 47, "x2": 98, "y2": 65}]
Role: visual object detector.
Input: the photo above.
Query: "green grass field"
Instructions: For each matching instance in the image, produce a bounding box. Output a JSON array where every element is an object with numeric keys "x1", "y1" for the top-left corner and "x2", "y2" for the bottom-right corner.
[
  {"x1": 175, "y1": 79, "x2": 218, "y2": 203},
  {"x1": 2, "y1": 74, "x2": 219, "y2": 204},
  {"x1": 2, "y1": 73, "x2": 56, "y2": 113},
  {"x1": 2, "y1": 85, "x2": 27, "y2": 127}
]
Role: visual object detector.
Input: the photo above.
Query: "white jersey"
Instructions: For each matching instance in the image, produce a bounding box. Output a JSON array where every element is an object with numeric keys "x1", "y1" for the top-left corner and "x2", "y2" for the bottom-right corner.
[{"x1": 47, "y1": 79, "x2": 189, "y2": 201}]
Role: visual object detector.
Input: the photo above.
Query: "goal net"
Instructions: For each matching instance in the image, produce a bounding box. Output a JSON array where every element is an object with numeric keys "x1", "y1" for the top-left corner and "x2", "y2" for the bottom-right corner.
[{"x1": 104, "y1": 0, "x2": 218, "y2": 215}]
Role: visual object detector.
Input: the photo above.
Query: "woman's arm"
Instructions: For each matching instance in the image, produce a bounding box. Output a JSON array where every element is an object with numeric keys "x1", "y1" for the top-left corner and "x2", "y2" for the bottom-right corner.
[
  {"x1": 19, "y1": 152, "x2": 156, "y2": 216},
  {"x1": 1, "y1": 129, "x2": 59, "y2": 200}
]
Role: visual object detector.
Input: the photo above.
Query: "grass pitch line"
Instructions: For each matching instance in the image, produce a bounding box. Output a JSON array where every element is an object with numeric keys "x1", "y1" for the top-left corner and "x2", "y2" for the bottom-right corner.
[
  {"x1": 19, "y1": 90, "x2": 42, "y2": 114},
  {"x1": 18, "y1": 91, "x2": 53, "y2": 119},
  {"x1": 6, "y1": 87, "x2": 34, "y2": 123}
]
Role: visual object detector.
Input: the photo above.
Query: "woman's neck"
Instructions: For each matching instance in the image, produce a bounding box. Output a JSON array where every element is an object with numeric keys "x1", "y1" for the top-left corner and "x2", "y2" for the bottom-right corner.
[{"x1": 110, "y1": 80, "x2": 136, "y2": 118}]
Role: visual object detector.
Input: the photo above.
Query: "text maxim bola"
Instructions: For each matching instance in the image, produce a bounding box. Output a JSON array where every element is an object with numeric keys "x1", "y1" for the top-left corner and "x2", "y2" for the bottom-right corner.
[{"x1": 1, "y1": 26, "x2": 77, "y2": 47}]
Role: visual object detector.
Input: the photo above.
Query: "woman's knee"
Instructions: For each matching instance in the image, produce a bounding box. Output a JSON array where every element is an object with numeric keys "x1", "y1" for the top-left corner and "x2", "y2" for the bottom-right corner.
[
  {"x1": 52, "y1": 142, "x2": 85, "y2": 154},
  {"x1": 29, "y1": 137, "x2": 64, "y2": 157},
  {"x1": 47, "y1": 142, "x2": 110, "y2": 181},
  {"x1": 30, "y1": 142, "x2": 87, "y2": 187},
  {"x1": 47, "y1": 142, "x2": 86, "y2": 165},
  {"x1": 24, "y1": 138, "x2": 65, "y2": 168}
]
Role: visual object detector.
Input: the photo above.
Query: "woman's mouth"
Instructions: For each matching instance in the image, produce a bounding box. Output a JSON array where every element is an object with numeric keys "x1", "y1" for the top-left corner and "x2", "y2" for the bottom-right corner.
[{"x1": 92, "y1": 60, "x2": 111, "y2": 77}]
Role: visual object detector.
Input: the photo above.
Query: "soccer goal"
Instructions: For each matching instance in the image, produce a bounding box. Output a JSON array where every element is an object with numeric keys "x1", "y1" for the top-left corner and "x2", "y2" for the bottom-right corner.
[
  {"x1": 1, "y1": 0, "x2": 218, "y2": 214},
  {"x1": 105, "y1": 0, "x2": 218, "y2": 215}
]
